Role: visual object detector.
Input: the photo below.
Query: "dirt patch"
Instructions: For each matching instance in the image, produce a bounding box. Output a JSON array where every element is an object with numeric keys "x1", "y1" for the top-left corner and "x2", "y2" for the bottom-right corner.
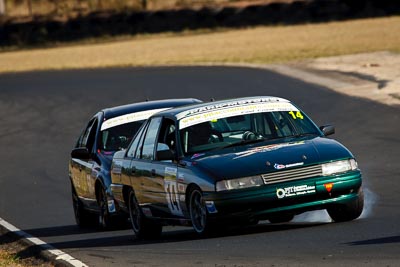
[{"x1": 296, "y1": 51, "x2": 400, "y2": 106}]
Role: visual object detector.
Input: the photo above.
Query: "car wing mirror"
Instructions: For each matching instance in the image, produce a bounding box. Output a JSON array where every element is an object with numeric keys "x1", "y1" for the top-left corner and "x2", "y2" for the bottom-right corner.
[
  {"x1": 319, "y1": 125, "x2": 335, "y2": 136},
  {"x1": 71, "y1": 147, "x2": 91, "y2": 159},
  {"x1": 156, "y1": 149, "x2": 175, "y2": 161}
]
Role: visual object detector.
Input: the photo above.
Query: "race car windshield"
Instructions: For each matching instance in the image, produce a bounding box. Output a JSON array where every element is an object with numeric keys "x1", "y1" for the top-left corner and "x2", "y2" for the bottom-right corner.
[
  {"x1": 179, "y1": 110, "x2": 321, "y2": 156},
  {"x1": 99, "y1": 121, "x2": 143, "y2": 152}
]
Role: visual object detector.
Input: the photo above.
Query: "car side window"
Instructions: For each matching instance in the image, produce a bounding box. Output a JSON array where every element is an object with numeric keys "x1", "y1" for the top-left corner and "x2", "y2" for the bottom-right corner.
[
  {"x1": 156, "y1": 118, "x2": 176, "y2": 152},
  {"x1": 76, "y1": 120, "x2": 92, "y2": 148},
  {"x1": 140, "y1": 117, "x2": 162, "y2": 160},
  {"x1": 134, "y1": 121, "x2": 149, "y2": 159},
  {"x1": 75, "y1": 131, "x2": 85, "y2": 148},
  {"x1": 79, "y1": 118, "x2": 98, "y2": 152},
  {"x1": 127, "y1": 123, "x2": 147, "y2": 158},
  {"x1": 86, "y1": 119, "x2": 99, "y2": 152}
]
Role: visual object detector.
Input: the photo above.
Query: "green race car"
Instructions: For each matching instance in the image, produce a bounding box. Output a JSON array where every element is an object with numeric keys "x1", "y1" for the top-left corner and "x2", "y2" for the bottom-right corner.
[{"x1": 111, "y1": 96, "x2": 363, "y2": 238}]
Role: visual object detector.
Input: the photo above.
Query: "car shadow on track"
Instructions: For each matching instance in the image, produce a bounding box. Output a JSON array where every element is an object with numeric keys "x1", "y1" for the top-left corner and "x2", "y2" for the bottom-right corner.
[
  {"x1": 14, "y1": 221, "x2": 330, "y2": 255},
  {"x1": 344, "y1": 235, "x2": 400, "y2": 246}
]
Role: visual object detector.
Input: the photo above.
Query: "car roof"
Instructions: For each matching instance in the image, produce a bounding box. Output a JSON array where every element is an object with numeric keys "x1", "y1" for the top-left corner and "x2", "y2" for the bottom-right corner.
[
  {"x1": 154, "y1": 96, "x2": 291, "y2": 118},
  {"x1": 101, "y1": 98, "x2": 202, "y2": 120}
]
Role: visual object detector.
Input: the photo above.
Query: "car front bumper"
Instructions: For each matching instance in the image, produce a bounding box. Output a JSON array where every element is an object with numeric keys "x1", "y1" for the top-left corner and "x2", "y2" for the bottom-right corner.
[{"x1": 203, "y1": 171, "x2": 362, "y2": 220}]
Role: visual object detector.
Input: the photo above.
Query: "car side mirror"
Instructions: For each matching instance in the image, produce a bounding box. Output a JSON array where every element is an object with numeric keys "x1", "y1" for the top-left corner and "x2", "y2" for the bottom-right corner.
[
  {"x1": 319, "y1": 125, "x2": 335, "y2": 136},
  {"x1": 157, "y1": 149, "x2": 175, "y2": 161},
  {"x1": 71, "y1": 147, "x2": 91, "y2": 159}
]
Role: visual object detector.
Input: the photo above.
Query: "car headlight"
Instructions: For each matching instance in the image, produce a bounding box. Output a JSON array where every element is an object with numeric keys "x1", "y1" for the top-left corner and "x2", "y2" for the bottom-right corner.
[
  {"x1": 216, "y1": 176, "x2": 264, "y2": 192},
  {"x1": 321, "y1": 159, "x2": 358, "y2": 176}
]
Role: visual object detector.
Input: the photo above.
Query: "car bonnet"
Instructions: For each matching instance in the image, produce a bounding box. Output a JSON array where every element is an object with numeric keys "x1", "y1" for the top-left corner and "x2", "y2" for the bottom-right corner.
[{"x1": 188, "y1": 137, "x2": 354, "y2": 181}]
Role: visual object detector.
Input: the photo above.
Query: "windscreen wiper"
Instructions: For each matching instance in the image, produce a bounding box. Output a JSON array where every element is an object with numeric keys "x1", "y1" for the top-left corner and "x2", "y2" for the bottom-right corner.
[
  {"x1": 286, "y1": 133, "x2": 319, "y2": 138},
  {"x1": 217, "y1": 138, "x2": 266, "y2": 150}
]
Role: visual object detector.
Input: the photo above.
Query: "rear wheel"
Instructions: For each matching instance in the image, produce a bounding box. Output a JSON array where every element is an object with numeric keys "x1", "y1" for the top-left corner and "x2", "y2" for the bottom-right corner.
[
  {"x1": 327, "y1": 189, "x2": 364, "y2": 222},
  {"x1": 71, "y1": 182, "x2": 96, "y2": 228},
  {"x1": 128, "y1": 191, "x2": 162, "y2": 239}
]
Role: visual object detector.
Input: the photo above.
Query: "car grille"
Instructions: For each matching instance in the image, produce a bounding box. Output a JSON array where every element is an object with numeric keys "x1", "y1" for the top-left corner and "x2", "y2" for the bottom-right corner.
[{"x1": 261, "y1": 164, "x2": 322, "y2": 184}]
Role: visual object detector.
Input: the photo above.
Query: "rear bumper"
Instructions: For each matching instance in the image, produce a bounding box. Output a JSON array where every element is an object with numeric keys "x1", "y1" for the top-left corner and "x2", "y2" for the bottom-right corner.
[{"x1": 204, "y1": 171, "x2": 362, "y2": 220}]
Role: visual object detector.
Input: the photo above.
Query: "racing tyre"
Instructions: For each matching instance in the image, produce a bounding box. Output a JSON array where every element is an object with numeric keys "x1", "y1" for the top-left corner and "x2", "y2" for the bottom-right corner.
[
  {"x1": 128, "y1": 191, "x2": 162, "y2": 239},
  {"x1": 327, "y1": 189, "x2": 364, "y2": 222},
  {"x1": 98, "y1": 186, "x2": 115, "y2": 230},
  {"x1": 268, "y1": 214, "x2": 294, "y2": 224},
  {"x1": 71, "y1": 182, "x2": 96, "y2": 228},
  {"x1": 189, "y1": 187, "x2": 214, "y2": 235}
]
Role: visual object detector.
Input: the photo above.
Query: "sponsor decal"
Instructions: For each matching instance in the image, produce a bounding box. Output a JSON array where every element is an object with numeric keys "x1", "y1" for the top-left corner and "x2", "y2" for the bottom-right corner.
[
  {"x1": 205, "y1": 201, "x2": 218, "y2": 214},
  {"x1": 274, "y1": 164, "x2": 286, "y2": 170},
  {"x1": 177, "y1": 98, "x2": 297, "y2": 129},
  {"x1": 177, "y1": 97, "x2": 290, "y2": 119},
  {"x1": 276, "y1": 184, "x2": 316, "y2": 199},
  {"x1": 178, "y1": 173, "x2": 185, "y2": 182},
  {"x1": 233, "y1": 141, "x2": 305, "y2": 159},
  {"x1": 191, "y1": 153, "x2": 205, "y2": 159},
  {"x1": 165, "y1": 167, "x2": 177, "y2": 181},
  {"x1": 107, "y1": 200, "x2": 116, "y2": 213},
  {"x1": 274, "y1": 162, "x2": 304, "y2": 170},
  {"x1": 101, "y1": 107, "x2": 170, "y2": 131}
]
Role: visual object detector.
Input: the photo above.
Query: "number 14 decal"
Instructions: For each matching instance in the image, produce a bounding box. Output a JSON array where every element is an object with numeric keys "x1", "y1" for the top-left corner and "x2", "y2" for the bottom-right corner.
[
  {"x1": 164, "y1": 181, "x2": 183, "y2": 216},
  {"x1": 288, "y1": 111, "x2": 304, "y2": 120}
]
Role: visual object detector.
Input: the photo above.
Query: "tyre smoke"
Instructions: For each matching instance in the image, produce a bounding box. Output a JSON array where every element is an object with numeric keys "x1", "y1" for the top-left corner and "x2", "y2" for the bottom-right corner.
[
  {"x1": 359, "y1": 187, "x2": 378, "y2": 219},
  {"x1": 291, "y1": 187, "x2": 377, "y2": 223},
  {"x1": 292, "y1": 210, "x2": 332, "y2": 223}
]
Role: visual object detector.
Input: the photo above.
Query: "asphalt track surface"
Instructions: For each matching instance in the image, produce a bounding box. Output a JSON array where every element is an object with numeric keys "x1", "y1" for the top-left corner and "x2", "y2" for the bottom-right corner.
[{"x1": 0, "y1": 66, "x2": 399, "y2": 266}]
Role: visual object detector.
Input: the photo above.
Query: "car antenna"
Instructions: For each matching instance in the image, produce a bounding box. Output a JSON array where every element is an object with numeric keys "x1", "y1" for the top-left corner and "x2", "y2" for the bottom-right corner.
[
  {"x1": 210, "y1": 98, "x2": 215, "y2": 102},
  {"x1": 145, "y1": 98, "x2": 150, "y2": 102}
]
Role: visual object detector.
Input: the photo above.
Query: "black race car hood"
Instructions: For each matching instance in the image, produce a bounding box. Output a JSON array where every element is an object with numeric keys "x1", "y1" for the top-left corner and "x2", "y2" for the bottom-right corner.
[{"x1": 190, "y1": 137, "x2": 354, "y2": 181}]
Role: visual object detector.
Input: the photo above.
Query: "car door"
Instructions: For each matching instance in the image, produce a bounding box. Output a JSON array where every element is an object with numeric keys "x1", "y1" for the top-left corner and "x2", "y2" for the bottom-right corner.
[
  {"x1": 72, "y1": 117, "x2": 99, "y2": 207},
  {"x1": 70, "y1": 128, "x2": 86, "y2": 195},
  {"x1": 82, "y1": 117, "x2": 99, "y2": 206},
  {"x1": 152, "y1": 118, "x2": 185, "y2": 218},
  {"x1": 138, "y1": 117, "x2": 183, "y2": 218},
  {"x1": 119, "y1": 121, "x2": 149, "y2": 205},
  {"x1": 71, "y1": 118, "x2": 95, "y2": 199},
  {"x1": 132, "y1": 117, "x2": 165, "y2": 215}
]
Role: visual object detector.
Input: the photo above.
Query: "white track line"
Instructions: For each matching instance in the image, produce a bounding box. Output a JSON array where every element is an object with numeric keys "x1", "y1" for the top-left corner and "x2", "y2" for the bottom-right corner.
[{"x1": 0, "y1": 217, "x2": 88, "y2": 267}]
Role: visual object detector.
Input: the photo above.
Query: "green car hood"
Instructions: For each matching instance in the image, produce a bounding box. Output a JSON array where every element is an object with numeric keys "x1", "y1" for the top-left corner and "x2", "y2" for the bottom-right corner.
[{"x1": 191, "y1": 137, "x2": 354, "y2": 181}]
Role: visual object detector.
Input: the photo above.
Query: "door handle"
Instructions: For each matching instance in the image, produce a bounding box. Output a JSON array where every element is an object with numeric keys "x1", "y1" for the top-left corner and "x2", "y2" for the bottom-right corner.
[{"x1": 151, "y1": 169, "x2": 156, "y2": 177}]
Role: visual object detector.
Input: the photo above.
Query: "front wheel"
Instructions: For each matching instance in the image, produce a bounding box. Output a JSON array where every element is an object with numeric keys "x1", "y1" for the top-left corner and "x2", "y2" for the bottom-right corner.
[
  {"x1": 128, "y1": 191, "x2": 162, "y2": 239},
  {"x1": 98, "y1": 186, "x2": 115, "y2": 230},
  {"x1": 327, "y1": 189, "x2": 364, "y2": 222},
  {"x1": 189, "y1": 187, "x2": 212, "y2": 235}
]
